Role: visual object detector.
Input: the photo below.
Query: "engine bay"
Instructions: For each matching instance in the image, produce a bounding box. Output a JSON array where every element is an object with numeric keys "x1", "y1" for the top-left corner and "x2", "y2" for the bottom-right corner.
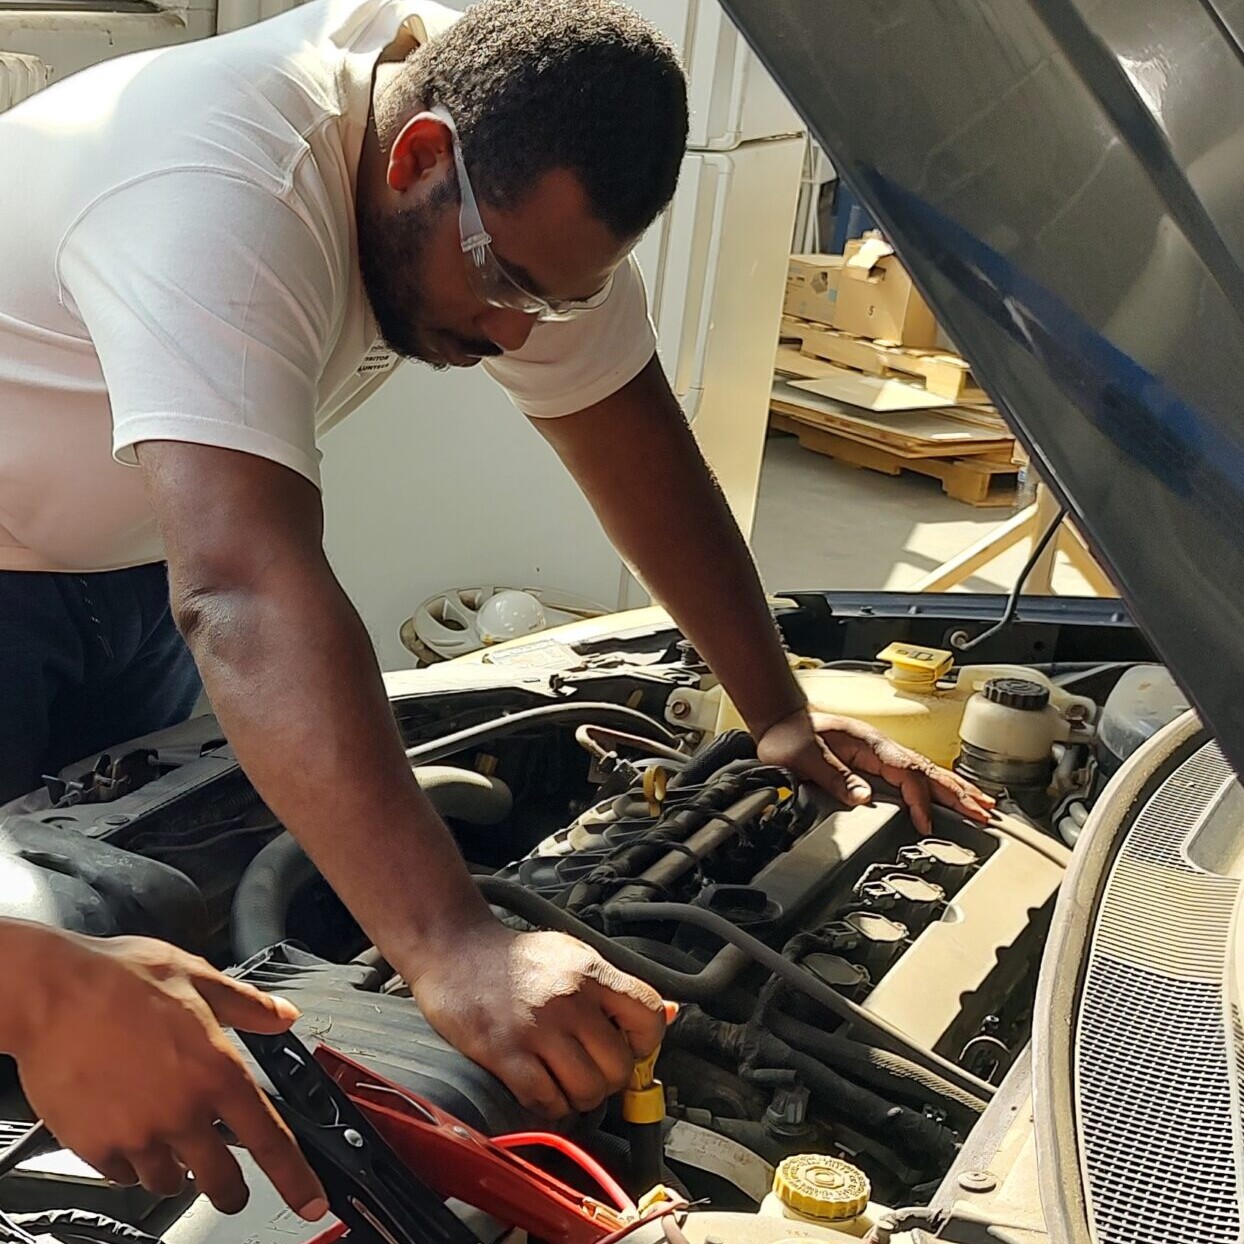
[{"x1": 0, "y1": 595, "x2": 1179, "y2": 1241}]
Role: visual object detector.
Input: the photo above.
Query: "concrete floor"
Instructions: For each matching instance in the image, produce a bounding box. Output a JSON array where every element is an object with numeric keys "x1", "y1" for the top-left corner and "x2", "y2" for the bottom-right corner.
[{"x1": 751, "y1": 431, "x2": 1094, "y2": 595}]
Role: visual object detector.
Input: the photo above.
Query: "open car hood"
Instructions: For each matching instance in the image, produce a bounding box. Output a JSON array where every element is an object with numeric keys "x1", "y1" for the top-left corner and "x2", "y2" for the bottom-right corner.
[{"x1": 719, "y1": 0, "x2": 1244, "y2": 778}]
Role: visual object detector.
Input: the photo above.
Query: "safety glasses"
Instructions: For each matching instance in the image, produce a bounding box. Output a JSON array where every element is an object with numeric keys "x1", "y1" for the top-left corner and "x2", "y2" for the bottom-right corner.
[{"x1": 431, "y1": 105, "x2": 614, "y2": 323}]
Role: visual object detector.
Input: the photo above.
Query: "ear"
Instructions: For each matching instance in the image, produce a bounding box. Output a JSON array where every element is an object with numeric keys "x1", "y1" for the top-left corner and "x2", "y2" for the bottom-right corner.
[{"x1": 387, "y1": 111, "x2": 452, "y2": 194}]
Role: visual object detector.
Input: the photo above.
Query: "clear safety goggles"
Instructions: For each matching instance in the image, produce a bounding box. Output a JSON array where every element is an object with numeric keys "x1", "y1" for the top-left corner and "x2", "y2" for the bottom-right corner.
[{"x1": 431, "y1": 105, "x2": 614, "y2": 323}]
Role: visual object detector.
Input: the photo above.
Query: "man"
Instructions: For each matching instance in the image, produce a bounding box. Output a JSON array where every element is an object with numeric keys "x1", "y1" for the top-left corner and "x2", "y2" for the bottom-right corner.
[{"x1": 0, "y1": 0, "x2": 993, "y2": 1217}]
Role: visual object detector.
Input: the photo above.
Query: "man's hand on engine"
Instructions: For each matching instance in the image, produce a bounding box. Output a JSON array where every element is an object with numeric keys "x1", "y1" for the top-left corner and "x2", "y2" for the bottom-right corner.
[
  {"x1": 406, "y1": 922, "x2": 667, "y2": 1118},
  {"x1": 756, "y1": 708, "x2": 995, "y2": 834},
  {"x1": 0, "y1": 923, "x2": 327, "y2": 1220}
]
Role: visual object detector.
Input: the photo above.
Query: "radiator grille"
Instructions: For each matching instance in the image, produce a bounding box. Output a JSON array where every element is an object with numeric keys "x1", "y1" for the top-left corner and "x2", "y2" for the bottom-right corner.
[{"x1": 1076, "y1": 740, "x2": 1243, "y2": 1244}]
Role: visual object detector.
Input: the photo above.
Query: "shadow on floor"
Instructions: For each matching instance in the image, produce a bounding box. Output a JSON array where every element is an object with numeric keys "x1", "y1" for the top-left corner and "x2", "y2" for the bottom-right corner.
[{"x1": 751, "y1": 432, "x2": 1090, "y2": 596}]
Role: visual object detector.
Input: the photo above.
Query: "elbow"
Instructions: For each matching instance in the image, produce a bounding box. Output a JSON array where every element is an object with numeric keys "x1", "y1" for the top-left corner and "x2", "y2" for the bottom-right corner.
[
  {"x1": 169, "y1": 567, "x2": 264, "y2": 670},
  {"x1": 166, "y1": 543, "x2": 336, "y2": 656},
  {"x1": 165, "y1": 548, "x2": 265, "y2": 652},
  {"x1": 169, "y1": 579, "x2": 230, "y2": 650}
]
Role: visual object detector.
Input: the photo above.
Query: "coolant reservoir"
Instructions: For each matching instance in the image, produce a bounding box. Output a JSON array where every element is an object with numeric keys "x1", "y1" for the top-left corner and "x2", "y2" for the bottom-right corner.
[
  {"x1": 1097, "y1": 664, "x2": 1189, "y2": 777},
  {"x1": 759, "y1": 1155, "x2": 883, "y2": 1238},
  {"x1": 695, "y1": 643, "x2": 1095, "y2": 768}
]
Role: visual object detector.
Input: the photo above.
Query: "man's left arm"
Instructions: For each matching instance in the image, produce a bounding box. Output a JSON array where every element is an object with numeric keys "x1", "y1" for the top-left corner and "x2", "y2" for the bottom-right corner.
[{"x1": 530, "y1": 355, "x2": 993, "y2": 832}]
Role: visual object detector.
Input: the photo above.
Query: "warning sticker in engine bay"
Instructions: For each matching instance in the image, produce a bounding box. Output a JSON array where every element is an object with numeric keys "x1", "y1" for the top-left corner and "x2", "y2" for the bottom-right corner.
[{"x1": 482, "y1": 638, "x2": 584, "y2": 671}]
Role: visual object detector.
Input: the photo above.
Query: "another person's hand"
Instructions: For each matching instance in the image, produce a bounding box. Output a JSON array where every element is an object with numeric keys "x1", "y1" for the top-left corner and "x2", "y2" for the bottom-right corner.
[
  {"x1": 407, "y1": 922, "x2": 666, "y2": 1118},
  {"x1": 757, "y1": 708, "x2": 994, "y2": 833},
  {"x1": 4, "y1": 926, "x2": 327, "y2": 1220}
]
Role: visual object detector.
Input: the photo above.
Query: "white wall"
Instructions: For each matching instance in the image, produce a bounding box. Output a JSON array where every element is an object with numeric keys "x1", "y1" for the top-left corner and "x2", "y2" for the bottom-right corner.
[
  {"x1": 320, "y1": 364, "x2": 624, "y2": 671},
  {"x1": 320, "y1": 139, "x2": 805, "y2": 676}
]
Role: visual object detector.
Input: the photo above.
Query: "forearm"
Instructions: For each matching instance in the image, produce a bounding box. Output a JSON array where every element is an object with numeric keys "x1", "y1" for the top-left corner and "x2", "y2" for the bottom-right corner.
[
  {"x1": 618, "y1": 443, "x2": 802, "y2": 735},
  {"x1": 174, "y1": 561, "x2": 491, "y2": 967},
  {"x1": 544, "y1": 371, "x2": 805, "y2": 738}
]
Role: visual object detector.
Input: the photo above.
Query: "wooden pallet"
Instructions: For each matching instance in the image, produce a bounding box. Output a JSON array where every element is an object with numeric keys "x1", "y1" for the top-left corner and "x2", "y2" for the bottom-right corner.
[
  {"x1": 771, "y1": 408, "x2": 1018, "y2": 507},
  {"x1": 770, "y1": 382, "x2": 1014, "y2": 460},
  {"x1": 776, "y1": 346, "x2": 1010, "y2": 435},
  {"x1": 780, "y1": 315, "x2": 992, "y2": 405}
]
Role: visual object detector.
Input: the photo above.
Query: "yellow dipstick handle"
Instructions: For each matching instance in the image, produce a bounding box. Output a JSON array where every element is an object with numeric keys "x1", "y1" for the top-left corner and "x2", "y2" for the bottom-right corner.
[{"x1": 622, "y1": 1045, "x2": 665, "y2": 1124}]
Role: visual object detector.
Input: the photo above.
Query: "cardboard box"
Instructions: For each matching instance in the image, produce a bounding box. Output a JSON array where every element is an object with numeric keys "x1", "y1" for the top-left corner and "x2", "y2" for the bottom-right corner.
[
  {"x1": 784, "y1": 254, "x2": 843, "y2": 325},
  {"x1": 833, "y1": 233, "x2": 938, "y2": 348}
]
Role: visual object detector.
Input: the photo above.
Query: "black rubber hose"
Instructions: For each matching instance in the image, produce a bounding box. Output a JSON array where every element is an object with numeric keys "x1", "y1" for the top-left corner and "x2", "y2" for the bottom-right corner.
[
  {"x1": 667, "y1": 730, "x2": 757, "y2": 788},
  {"x1": 477, "y1": 878, "x2": 746, "y2": 997},
  {"x1": 611, "y1": 939, "x2": 756, "y2": 1021},
  {"x1": 409, "y1": 766, "x2": 514, "y2": 821},
  {"x1": 767, "y1": 1013, "x2": 987, "y2": 1119},
  {"x1": 404, "y1": 703, "x2": 680, "y2": 765},
  {"x1": 231, "y1": 768, "x2": 512, "y2": 961},
  {"x1": 231, "y1": 832, "x2": 319, "y2": 961},
  {"x1": 668, "y1": 1009, "x2": 957, "y2": 1172},
  {"x1": 477, "y1": 881, "x2": 992, "y2": 1101},
  {"x1": 604, "y1": 901, "x2": 994, "y2": 1102},
  {"x1": 782, "y1": 1048, "x2": 957, "y2": 1171}
]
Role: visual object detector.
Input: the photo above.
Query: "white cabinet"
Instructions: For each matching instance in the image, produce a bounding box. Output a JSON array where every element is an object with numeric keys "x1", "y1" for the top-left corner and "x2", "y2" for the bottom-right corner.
[{"x1": 624, "y1": 0, "x2": 800, "y2": 148}]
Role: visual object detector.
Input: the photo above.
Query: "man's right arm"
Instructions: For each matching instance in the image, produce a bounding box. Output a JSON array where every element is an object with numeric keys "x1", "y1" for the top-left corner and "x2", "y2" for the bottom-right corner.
[
  {"x1": 135, "y1": 440, "x2": 666, "y2": 1117},
  {"x1": 135, "y1": 441, "x2": 499, "y2": 973}
]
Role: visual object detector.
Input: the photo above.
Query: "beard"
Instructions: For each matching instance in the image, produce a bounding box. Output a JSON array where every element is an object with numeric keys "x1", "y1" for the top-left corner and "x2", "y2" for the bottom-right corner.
[{"x1": 356, "y1": 184, "x2": 452, "y2": 366}]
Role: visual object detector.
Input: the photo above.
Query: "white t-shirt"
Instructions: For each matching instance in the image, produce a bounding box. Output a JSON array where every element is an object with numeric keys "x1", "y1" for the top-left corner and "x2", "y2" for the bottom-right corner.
[{"x1": 0, "y1": 0, "x2": 656, "y2": 573}]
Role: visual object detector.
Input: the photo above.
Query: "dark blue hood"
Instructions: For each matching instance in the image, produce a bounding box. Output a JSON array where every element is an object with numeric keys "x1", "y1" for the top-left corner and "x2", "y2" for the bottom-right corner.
[{"x1": 720, "y1": 0, "x2": 1244, "y2": 777}]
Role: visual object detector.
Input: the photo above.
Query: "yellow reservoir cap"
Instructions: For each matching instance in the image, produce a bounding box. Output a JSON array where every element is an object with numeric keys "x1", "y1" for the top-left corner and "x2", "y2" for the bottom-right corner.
[
  {"x1": 877, "y1": 642, "x2": 954, "y2": 688},
  {"x1": 772, "y1": 1154, "x2": 871, "y2": 1222}
]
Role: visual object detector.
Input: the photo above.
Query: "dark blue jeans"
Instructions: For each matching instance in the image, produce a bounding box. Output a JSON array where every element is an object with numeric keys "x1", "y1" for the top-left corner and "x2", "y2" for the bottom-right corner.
[{"x1": 0, "y1": 563, "x2": 202, "y2": 803}]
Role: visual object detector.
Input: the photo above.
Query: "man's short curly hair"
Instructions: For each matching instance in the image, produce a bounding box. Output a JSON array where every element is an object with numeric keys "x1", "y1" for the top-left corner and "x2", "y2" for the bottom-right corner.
[{"x1": 397, "y1": 0, "x2": 689, "y2": 239}]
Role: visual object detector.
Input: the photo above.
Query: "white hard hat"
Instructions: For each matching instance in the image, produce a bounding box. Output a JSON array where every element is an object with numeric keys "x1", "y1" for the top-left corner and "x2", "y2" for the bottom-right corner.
[
  {"x1": 402, "y1": 586, "x2": 608, "y2": 664},
  {"x1": 402, "y1": 586, "x2": 549, "y2": 661},
  {"x1": 475, "y1": 589, "x2": 547, "y2": 645}
]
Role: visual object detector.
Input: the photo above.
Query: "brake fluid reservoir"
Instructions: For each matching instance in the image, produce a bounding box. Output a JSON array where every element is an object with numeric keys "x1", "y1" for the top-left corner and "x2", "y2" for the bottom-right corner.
[
  {"x1": 698, "y1": 643, "x2": 1093, "y2": 769},
  {"x1": 760, "y1": 1154, "x2": 884, "y2": 1238}
]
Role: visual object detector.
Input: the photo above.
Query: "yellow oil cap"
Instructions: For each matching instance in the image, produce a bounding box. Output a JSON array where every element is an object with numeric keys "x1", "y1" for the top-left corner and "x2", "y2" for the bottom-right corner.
[
  {"x1": 772, "y1": 1154, "x2": 870, "y2": 1222},
  {"x1": 877, "y1": 642, "x2": 954, "y2": 688}
]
